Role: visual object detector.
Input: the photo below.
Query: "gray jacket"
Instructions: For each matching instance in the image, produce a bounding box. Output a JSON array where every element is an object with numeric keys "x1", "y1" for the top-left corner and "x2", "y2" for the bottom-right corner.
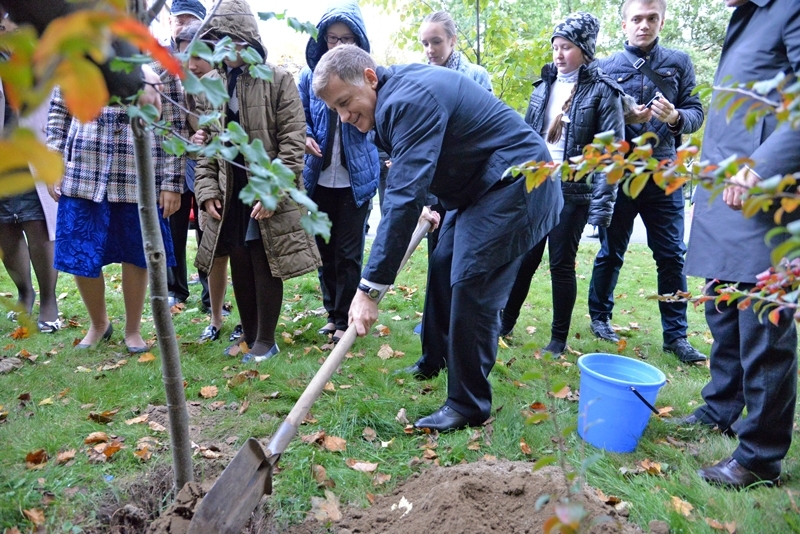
[{"x1": 685, "y1": 0, "x2": 800, "y2": 283}]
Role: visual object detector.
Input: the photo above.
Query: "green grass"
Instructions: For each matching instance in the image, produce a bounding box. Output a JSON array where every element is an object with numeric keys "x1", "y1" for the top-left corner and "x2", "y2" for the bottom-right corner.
[{"x1": 0, "y1": 238, "x2": 798, "y2": 533}]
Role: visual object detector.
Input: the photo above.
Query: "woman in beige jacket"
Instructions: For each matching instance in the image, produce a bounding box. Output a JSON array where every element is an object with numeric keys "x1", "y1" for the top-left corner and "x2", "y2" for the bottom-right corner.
[{"x1": 193, "y1": 0, "x2": 320, "y2": 363}]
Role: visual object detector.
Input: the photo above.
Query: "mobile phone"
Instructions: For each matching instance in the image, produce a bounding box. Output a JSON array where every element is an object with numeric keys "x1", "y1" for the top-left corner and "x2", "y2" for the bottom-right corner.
[{"x1": 645, "y1": 93, "x2": 662, "y2": 108}]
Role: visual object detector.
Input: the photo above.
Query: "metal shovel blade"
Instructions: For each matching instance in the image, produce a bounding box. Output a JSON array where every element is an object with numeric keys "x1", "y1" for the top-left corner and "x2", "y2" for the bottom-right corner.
[
  {"x1": 187, "y1": 220, "x2": 432, "y2": 534},
  {"x1": 187, "y1": 438, "x2": 274, "y2": 534}
]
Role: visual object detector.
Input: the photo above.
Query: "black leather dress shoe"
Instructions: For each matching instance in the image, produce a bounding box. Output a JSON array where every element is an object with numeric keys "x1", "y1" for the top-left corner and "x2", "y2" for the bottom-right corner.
[
  {"x1": 393, "y1": 363, "x2": 440, "y2": 380},
  {"x1": 414, "y1": 405, "x2": 472, "y2": 432},
  {"x1": 698, "y1": 456, "x2": 779, "y2": 489}
]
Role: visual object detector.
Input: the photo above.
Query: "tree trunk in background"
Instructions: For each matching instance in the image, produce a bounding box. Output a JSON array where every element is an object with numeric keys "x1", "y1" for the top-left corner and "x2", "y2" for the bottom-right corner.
[{"x1": 131, "y1": 118, "x2": 193, "y2": 492}]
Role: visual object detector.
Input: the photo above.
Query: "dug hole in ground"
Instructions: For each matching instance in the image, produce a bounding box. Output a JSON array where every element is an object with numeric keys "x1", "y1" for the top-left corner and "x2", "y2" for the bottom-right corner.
[{"x1": 147, "y1": 460, "x2": 644, "y2": 533}]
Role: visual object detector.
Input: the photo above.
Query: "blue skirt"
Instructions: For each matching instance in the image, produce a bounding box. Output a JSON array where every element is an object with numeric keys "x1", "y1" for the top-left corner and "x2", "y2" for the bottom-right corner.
[{"x1": 54, "y1": 196, "x2": 176, "y2": 278}]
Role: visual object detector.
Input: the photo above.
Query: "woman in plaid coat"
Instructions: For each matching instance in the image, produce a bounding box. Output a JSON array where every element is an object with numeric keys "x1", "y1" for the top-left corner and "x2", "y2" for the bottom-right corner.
[{"x1": 46, "y1": 68, "x2": 184, "y2": 351}]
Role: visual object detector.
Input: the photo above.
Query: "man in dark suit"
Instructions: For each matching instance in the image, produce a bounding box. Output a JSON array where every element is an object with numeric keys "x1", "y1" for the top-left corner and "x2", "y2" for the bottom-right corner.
[
  {"x1": 683, "y1": 0, "x2": 800, "y2": 488},
  {"x1": 312, "y1": 44, "x2": 562, "y2": 431}
]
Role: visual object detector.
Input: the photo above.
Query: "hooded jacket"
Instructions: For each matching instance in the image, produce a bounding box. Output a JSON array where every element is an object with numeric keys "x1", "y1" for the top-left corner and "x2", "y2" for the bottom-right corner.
[
  {"x1": 193, "y1": 0, "x2": 321, "y2": 279},
  {"x1": 525, "y1": 61, "x2": 624, "y2": 227},
  {"x1": 297, "y1": 1, "x2": 379, "y2": 207}
]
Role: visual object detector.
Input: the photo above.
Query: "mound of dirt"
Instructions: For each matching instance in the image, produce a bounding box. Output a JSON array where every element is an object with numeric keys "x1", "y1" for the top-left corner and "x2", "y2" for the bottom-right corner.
[{"x1": 287, "y1": 460, "x2": 642, "y2": 534}]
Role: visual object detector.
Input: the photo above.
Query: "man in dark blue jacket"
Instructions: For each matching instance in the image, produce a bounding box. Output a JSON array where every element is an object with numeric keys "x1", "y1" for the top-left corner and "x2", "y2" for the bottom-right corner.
[
  {"x1": 682, "y1": 0, "x2": 800, "y2": 489},
  {"x1": 588, "y1": 0, "x2": 706, "y2": 363},
  {"x1": 312, "y1": 44, "x2": 562, "y2": 432}
]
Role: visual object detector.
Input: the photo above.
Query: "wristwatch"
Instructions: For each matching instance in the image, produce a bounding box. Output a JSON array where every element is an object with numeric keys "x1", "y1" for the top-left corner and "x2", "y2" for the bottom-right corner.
[{"x1": 357, "y1": 282, "x2": 381, "y2": 301}]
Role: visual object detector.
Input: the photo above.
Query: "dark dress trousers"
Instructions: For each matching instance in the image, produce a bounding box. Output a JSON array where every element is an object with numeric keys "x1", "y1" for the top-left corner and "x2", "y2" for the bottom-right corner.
[
  {"x1": 684, "y1": 0, "x2": 800, "y2": 478},
  {"x1": 367, "y1": 64, "x2": 562, "y2": 422}
]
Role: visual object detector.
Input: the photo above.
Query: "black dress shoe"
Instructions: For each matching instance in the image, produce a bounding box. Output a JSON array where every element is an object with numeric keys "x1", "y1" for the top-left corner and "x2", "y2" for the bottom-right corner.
[
  {"x1": 663, "y1": 338, "x2": 707, "y2": 363},
  {"x1": 698, "y1": 456, "x2": 779, "y2": 489},
  {"x1": 590, "y1": 318, "x2": 619, "y2": 343},
  {"x1": 394, "y1": 363, "x2": 440, "y2": 380},
  {"x1": 414, "y1": 405, "x2": 473, "y2": 432}
]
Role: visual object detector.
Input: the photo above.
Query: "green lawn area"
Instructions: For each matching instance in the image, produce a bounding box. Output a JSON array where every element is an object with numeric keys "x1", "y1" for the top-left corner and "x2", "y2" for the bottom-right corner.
[{"x1": 0, "y1": 237, "x2": 798, "y2": 533}]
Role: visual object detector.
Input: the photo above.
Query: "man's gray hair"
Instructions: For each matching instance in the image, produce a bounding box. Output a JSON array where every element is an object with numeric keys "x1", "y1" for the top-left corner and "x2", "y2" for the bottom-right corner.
[{"x1": 312, "y1": 44, "x2": 377, "y2": 97}]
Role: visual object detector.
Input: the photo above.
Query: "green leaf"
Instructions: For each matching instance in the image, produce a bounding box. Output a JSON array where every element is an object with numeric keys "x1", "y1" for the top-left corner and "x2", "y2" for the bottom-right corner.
[
  {"x1": 239, "y1": 46, "x2": 263, "y2": 66},
  {"x1": 187, "y1": 39, "x2": 215, "y2": 64},
  {"x1": 560, "y1": 423, "x2": 577, "y2": 437},
  {"x1": 628, "y1": 173, "x2": 650, "y2": 199},
  {"x1": 248, "y1": 64, "x2": 273, "y2": 82},
  {"x1": 525, "y1": 413, "x2": 549, "y2": 425},
  {"x1": 182, "y1": 72, "x2": 229, "y2": 109},
  {"x1": 126, "y1": 103, "x2": 160, "y2": 124},
  {"x1": 161, "y1": 135, "x2": 186, "y2": 157},
  {"x1": 197, "y1": 112, "x2": 222, "y2": 129},
  {"x1": 285, "y1": 17, "x2": 319, "y2": 38},
  {"x1": 225, "y1": 122, "x2": 249, "y2": 146},
  {"x1": 520, "y1": 370, "x2": 543, "y2": 381},
  {"x1": 301, "y1": 210, "x2": 332, "y2": 241},
  {"x1": 532, "y1": 455, "x2": 557, "y2": 472}
]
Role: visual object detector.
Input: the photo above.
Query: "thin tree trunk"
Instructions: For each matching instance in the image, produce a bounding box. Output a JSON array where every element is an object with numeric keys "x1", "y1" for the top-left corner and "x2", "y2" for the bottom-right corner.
[{"x1": 131, "y1": 118, "x2": 193, "y2": 492}]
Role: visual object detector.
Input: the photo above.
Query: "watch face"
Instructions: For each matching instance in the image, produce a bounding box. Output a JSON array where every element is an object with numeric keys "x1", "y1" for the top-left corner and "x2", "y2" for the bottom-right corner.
[{"x1": 369, "y1": 288, "x2": 380, "y2": 299}]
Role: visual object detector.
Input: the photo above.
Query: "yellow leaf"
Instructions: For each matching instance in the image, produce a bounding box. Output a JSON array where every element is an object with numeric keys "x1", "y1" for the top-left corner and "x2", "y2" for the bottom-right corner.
[
  {"x1": 55, "y1": 58, "x2": 109, "y2": 122},
  {"x1": 23, "y1": 508, "x2": 45, "y2": 526},
  {"x1": 323, "y1": 435, "x2": 347, "y2": 452},
  {"x1": 373, "y1": 472, "x2": 392, "y2": 486},
  {"x1": 125, "y1": 414, "x2": 149, "y2": 425},
  {"x1": 84, "y1": 431, "x2": 109, "y2": 444},
  {"x1": 670, "y1": 495, "x2": 693, "y2": 516},
  {"x1": 345, "y1": 458, "x2": 379, "y2": 472},
  {"x1": 200, "y1": 385, "x2": 218, "y2": 399},
  {"x1": 148, "y1": 421, "x2": 167, "y2": 432},
  {"x1": 376, "y1": 344, "x2": 394, "y2": 360},
  {"x1": 137, "y1": 352, "x2": 156, "y2": 363},
  {"x1": 134, "y1": 445, "x2": 152, "y2": 462},
  {"x1": 38, "y1": 397, "x2": 53, "y2": 406},
  {"x1": 56, "y1": 449, "x2": 76, "y2": 465},
  {"x1": 310, "y1": 490, "x2": 342, "y2": 522}
]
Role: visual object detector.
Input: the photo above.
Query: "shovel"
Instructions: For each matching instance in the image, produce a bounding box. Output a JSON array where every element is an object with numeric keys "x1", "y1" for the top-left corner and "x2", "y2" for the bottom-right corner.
[{"x1": 188, "y1": 219, "x2": 432, "y2": 534}]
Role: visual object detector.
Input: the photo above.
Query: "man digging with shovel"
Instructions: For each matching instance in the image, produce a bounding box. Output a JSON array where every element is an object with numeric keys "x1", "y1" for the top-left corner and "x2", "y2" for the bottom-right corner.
[{"x1": 313, "y1": 45, "x2": 562, "y2": 432}]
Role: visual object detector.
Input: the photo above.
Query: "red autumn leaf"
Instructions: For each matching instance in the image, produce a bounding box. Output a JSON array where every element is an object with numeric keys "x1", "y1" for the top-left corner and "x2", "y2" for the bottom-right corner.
[
  {"x1": 25, "y1": 449, "x2": 48, "y2": 469},
  {"x1": 110, "y1": 18, "x2": 184, "y2": 79}
]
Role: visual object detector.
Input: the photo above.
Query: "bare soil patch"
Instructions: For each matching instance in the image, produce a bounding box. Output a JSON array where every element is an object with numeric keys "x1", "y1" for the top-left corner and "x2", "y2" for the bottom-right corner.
[{"x1": 286, "y1": 461, "x2": 642, "y2": 534}]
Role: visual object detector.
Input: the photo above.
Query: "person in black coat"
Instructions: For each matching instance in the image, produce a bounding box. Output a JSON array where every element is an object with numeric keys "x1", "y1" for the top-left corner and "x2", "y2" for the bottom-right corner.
[
  {"x1": 681, "y1": 0, "x2": 800, "y2": 489},
  {"x1": 498, "y1": 13, "x2": 624, "y2": 355},
  {"x1": 587, "y1": 0, "x2": 706, "y2": 363},
  {"x1": 312, "y1": 44, "x2": 562, "y2": 432}
]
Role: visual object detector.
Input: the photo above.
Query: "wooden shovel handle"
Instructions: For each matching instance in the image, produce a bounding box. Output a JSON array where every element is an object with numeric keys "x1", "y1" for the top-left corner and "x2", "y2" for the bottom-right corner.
[{"x1": 265, "y1": 220, "x2": 432, "y2": 459}]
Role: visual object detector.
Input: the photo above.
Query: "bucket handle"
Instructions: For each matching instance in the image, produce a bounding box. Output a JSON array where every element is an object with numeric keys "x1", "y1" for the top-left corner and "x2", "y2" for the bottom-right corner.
[{"x1": 629, "y1": 386, "x2": 661, "y2": 416}]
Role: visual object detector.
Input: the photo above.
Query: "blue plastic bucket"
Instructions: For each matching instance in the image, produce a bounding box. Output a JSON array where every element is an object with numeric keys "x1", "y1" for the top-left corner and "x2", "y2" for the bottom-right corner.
[{"x1": 577, "y1": 353, "x2": 666, "y2": 453}]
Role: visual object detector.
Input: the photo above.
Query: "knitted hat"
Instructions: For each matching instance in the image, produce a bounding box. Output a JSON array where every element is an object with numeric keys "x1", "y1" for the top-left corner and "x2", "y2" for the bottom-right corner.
[
  {"x1": 551, "y1": 12, "x2": 599, "y2": 61},
  {"x1": 171, "y1": 0, "x2": 206, "y2": 20}
]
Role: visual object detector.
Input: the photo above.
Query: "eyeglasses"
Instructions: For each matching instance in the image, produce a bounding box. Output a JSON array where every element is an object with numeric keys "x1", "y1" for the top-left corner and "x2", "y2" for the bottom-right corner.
[{"x1": 324, "y1": 34, "x2": 356, "y2": 45}]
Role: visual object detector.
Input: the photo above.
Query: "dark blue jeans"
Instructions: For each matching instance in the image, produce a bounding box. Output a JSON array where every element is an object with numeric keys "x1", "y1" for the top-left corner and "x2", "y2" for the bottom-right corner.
[
  {"x1": 502, "y1": 200, "x2": 589, "y2": 342},
  {"x1": 588, "y1": 182, "x2": 687, "y2": 344}
]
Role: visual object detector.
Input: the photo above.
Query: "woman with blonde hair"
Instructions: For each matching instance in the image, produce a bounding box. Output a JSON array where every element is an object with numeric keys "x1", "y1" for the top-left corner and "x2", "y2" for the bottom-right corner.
[{"x1": 499, "y1": 13, "x2": 624, "y2": 355}]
